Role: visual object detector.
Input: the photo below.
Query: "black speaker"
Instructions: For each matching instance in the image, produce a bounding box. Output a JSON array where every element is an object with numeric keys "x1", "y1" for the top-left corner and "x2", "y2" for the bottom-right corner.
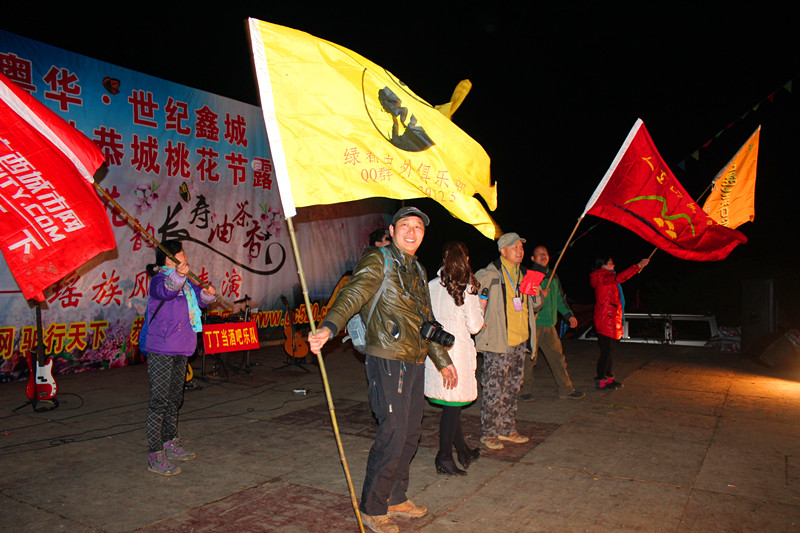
[
  {"x1": 759, "y1": 329, "x2": 800, "y2": 369},
  {"x1": 741, "y1": 279, "x2": 775, "y2": 354}
]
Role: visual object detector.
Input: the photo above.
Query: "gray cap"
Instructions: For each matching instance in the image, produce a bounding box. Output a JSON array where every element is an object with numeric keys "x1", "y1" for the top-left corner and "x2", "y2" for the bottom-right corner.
[
  {"x1": 497, "y1": 232, "x2": 526, "y2": 250},
  {"x1": 391, "y1": 206, "x2": 430, "y2": 227}
]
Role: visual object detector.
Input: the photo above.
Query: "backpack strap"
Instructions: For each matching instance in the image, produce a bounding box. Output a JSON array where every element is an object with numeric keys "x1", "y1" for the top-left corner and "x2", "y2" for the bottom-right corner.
[
  {"x1": 362, "y1": 246, "x2": 396, "y2": 329},
  {"x1": 415, "y1": 260, "x2": 434, "y2": 321},
  {"x1": 149, "y1": 300, "x2": 165, "y2": 325}
]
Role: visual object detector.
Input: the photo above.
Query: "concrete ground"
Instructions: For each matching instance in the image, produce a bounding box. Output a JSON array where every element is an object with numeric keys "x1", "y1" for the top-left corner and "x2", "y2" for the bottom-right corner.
[{"x1": 2, "y1": 336, "x2": 800, "y2": 532}]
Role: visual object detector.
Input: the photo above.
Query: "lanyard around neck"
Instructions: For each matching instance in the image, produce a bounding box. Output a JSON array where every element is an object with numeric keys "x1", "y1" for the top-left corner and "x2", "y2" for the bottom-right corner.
[{"x1": 501, "y1": 264, "x2": 520, "y2": 297}]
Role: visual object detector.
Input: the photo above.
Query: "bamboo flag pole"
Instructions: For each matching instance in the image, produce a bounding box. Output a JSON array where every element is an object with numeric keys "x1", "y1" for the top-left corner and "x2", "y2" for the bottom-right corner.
[
  {"x1": 92, "y1": 182, "x2": 234, "y2": 310},
  {"x1": 284, "y1": 216, "x2": 365, "y2": 533},
  {"x1": 544, "y1": 216, "x2": 584, "y2": 291},
  {"x1": 640, "y1": 247, "x2": 657, "y2": 272}
]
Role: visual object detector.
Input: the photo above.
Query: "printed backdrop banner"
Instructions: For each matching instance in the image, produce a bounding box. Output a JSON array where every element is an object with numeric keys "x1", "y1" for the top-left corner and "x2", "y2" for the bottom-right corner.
[{"x1": 0, "y1": 31, "x2": 386, "y2": 380}]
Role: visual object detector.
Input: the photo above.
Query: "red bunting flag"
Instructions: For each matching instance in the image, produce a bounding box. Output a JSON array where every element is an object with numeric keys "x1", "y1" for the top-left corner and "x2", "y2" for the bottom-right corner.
[
  {"x1": 582, "y1": 119, "x2": 747, "y2": 261},
  {"x1": 0, "y1": 73, "x2": 115, "y2": 301}
]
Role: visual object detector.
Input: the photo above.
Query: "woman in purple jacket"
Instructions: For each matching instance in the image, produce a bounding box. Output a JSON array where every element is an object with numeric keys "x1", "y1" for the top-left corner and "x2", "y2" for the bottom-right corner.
[{"x1": 144, "y1": 240, "x2": 216, "y2": 476}]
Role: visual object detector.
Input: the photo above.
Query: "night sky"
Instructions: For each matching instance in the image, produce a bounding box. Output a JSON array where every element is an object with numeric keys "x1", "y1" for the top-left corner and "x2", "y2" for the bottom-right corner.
[{"x1": 4, "y1": 2, "x2": 799, "y2": 325}]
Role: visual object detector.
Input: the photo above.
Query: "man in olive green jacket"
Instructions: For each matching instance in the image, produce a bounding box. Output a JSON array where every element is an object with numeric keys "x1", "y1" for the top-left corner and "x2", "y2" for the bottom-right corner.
[{"x1": 309, "y1": 206, "x2": 456, "y2": 533}]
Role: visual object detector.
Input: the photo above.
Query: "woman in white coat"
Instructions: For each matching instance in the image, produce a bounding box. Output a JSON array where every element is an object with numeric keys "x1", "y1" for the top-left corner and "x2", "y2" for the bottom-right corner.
[{"x1": 425, "y1": 241, "x2": 485, "y2": 476}]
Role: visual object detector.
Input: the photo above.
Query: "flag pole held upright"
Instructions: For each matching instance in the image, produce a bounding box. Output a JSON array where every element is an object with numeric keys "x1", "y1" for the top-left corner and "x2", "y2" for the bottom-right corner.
[
  {"x1": 544, "y1": 216, "x2": 584, "y2": 292},
  {"x1": 284, "y1": 216, "x2": 365, "y2": 533}
]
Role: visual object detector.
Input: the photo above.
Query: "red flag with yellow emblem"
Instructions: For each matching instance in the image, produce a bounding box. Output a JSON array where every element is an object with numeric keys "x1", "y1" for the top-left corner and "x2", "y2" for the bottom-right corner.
[{"x1": 582, "y1": 119, "x2": 747, "y2": 261}]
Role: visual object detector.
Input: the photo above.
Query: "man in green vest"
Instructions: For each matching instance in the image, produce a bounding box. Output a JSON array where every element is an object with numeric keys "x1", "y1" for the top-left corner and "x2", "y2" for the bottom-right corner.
[{"x1": 520, "y1": 245, "x2": 585, "y2": 400}]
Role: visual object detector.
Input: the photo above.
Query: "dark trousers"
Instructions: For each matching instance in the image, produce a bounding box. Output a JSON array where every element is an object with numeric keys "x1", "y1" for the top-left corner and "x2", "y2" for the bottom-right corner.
[
  {"x1": 146, "y1": 353, "x2": 187, "y2": 452},
  {"x1": 360, "y1": 355, "x2": 424, "y2": 516},
  {"x1": 596, "y1": 333, "x2": 617, "y2": 379},
  {"x1": 438, "y1": 405, "x2": 466, "y2": 460}
]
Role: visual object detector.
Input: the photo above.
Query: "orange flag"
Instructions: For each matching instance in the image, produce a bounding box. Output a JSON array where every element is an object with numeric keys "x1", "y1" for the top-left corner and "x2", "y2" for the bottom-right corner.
[{"x1": 702, "y1": 126, "x2": 760, "y2": 228}]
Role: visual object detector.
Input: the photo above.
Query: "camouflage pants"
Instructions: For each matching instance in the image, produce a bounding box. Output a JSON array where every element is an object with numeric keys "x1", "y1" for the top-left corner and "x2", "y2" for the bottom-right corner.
[{"x1": 480, "y1": 343, "x2": 527, "y2": 438}]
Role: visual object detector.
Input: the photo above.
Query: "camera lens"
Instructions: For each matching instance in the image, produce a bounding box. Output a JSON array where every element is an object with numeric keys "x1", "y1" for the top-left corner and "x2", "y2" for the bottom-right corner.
[
  {"x1": 420, "y1": 320, "x2": 455, "y2": 348},
  {"x1": 433, "y1": 329, "x2": 455, "y2": 348}
]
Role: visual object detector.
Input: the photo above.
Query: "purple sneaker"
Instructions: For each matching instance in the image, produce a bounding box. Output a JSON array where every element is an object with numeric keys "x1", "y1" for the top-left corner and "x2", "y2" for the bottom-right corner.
[
  {"x1": 148, "y1": 450, "x2": 181, "y2": 476},
  {"x1": 164, "y1": 438, "x2": 196, "y2": 461}
]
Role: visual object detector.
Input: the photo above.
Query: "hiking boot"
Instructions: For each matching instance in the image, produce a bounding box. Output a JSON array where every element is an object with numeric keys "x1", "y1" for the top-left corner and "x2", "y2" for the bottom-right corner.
[
  {"x1": 559, "y1": 390, "x2": 586, "y2": 400},
  {"x1": 148, "y1": 450, "x2": 181, "y2": 476},
  {"x1": 164, "y1": 438, "x2": 196, "y2": 461},
  {"x1": 480, "y1": 436, "x2": 505, "y2": 450},
  {"x1": 498, "y1": 431, "x2": 529, "y2": 444},
  {"x1": 388, "y1": 499, "x2": 427, "y2": 517},
  {"x1": 361, "y1": 513, "x2": 399, "y2": 533}
]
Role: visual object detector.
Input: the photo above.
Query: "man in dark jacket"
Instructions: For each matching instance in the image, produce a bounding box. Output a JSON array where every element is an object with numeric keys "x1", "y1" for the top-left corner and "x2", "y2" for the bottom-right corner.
[{"x1": 309, "y1": 206, "x2": 457, "y2": 533}]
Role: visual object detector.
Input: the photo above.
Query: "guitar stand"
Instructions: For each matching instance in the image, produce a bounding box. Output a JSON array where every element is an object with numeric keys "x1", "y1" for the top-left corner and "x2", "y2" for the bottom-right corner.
[
  {"x1": 274, "y1": 355, "x2": 312, "y2": 373},
  {"x1": 29, "y1": 398, "x2": 59, "y2": 413}
]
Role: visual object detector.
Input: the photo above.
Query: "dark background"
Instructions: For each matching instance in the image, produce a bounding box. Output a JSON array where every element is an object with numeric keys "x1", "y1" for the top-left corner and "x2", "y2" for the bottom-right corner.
[{"x1": 5, "y1": 2, "x2": 798, "y2": 328}]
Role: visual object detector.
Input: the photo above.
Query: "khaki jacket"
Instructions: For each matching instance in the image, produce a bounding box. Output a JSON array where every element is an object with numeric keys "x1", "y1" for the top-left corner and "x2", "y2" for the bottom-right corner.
[
  {"x1": 474, "y1": 259, "x2": 543, "y2": 353},
  {"x1": 321, "y1": 244, "x2": 453, "y2": 369}
]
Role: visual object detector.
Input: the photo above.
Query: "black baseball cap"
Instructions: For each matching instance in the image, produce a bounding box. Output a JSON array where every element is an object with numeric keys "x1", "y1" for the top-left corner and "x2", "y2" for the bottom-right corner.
[{"x1": 391, "y1": 206, "x2": 430, "y2": 227}]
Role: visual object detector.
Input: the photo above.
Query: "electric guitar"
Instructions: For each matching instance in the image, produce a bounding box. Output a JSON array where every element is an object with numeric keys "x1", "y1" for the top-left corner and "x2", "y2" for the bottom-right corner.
[
  {"x1": 25, "y1": 303, "x2": 58, "y2": 402},
  {"x1": 281, "y1": 295, "x2": 309, "y2": 359}
]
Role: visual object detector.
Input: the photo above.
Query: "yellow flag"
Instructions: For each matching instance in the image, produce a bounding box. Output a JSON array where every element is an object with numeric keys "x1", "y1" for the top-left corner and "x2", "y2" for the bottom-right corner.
[
  {"x1": 702, "y1": 126, "x2": 760, "y2": 228},
  {"x1": 248, "y1": 19, "x2": 499, "y2": 239},
  {"x1": 435, "y1": 79, "x2": 472, "y2": 119}
]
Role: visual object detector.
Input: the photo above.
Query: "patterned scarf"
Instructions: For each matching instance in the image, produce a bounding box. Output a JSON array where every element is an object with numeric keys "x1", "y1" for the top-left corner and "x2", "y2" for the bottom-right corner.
[
  {"x1": 612, "y1": 270, "x2": 626, "y2": 322},
  {"x1": 161, "y1": 267, "x2": 203, "y2": 333}
]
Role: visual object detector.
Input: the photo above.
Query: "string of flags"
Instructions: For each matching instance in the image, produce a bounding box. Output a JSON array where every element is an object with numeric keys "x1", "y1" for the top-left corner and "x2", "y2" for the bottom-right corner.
[{"x1": 676, "y1": 73, "x2": 796, "y2": 171}]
